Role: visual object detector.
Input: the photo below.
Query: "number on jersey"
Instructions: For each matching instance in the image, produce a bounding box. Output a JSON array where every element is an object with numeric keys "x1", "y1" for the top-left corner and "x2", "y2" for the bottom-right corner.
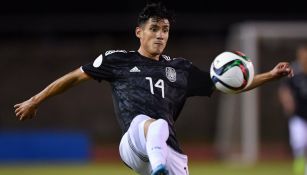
[{"x1": 145, "y1": 77, "x2": 165, "y2": 98}]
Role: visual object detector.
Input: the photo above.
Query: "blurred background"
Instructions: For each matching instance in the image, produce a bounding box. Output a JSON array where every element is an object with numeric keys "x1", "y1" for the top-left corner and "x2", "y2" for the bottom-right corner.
[{"x1": 1, "y1": 0, "x2": 307, "y2": 174}]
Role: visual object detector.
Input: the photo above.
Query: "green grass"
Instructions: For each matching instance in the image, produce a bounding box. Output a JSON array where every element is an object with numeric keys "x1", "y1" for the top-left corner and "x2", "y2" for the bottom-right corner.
[
  {"x1": 0, "y1": 161, "x2": 293, "y2": 175},
  {"x1": 190, "y1": 161, "x2": 293, "y2": 175}
]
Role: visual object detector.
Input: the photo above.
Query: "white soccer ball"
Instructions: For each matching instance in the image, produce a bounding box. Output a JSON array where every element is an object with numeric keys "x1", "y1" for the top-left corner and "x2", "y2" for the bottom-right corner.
[{"x1": 210, "y1": 51, "x2": 254, "y2": 94}]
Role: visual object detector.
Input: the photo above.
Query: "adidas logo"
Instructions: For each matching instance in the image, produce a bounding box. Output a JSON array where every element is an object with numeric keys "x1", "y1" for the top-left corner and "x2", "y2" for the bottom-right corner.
[{"x1": 130, "y1": 66, "x2": 141, "y2": 72}]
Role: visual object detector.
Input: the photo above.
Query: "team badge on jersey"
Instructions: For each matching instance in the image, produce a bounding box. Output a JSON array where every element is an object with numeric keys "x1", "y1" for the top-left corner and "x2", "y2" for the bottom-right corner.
[{"x1": 166, "y1": 67, "x2": 176, "y2": 82}]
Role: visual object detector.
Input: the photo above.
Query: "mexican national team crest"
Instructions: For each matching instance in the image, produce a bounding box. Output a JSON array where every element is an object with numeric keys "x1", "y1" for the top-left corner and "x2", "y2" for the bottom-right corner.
[{"x1": 165, "y1": 67, "x2": 176, "y2": 82}]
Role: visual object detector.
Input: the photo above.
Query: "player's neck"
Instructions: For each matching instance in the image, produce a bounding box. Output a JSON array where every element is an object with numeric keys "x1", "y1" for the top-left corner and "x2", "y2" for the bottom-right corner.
[{"x1": 138, "y1": 48, "x2": 160, "y2": 61}]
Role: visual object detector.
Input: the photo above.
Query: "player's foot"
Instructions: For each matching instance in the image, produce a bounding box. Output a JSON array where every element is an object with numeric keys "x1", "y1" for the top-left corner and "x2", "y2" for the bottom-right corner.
[{"x1": 151, "y1": 164, "x2": 169, "y2": 175}]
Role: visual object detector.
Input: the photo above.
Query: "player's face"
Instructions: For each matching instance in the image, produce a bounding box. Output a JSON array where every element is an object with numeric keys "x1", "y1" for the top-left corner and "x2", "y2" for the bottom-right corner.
[{"x1": 136, "y1": 18, "x2": 170, "y2": 58}]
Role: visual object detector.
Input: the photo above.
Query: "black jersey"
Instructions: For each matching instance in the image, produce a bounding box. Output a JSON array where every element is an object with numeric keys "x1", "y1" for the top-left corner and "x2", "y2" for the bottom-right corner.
[
  {"x1": 283, "y1": 61, "x2": 307, "y2": 120},
  {"x1": 81, "y1": 50, "x2": 214, "y2": 153}
]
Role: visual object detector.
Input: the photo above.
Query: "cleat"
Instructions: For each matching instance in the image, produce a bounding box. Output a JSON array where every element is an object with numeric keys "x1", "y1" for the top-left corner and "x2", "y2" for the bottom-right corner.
[{"x1": 151, "y1": 164, "x2": 169, "y2": 175}]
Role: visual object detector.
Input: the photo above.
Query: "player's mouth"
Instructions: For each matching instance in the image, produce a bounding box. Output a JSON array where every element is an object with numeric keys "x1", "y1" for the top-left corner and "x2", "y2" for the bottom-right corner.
[{"x1": 154, "y1": 42, "x2": 163, "y2": 46}]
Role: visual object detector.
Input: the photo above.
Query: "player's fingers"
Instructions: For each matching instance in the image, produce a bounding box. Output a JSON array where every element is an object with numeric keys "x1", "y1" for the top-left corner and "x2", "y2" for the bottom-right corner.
[
  {"x1": 21, "y1": 114, "x2": 31, "y2": 121},
  {"x1": 15, "y1": 110, "x2": 22, "y2": 117},
  {"x1": 14, "y1": 107, "x2": 21, "y2": 114},
  {"x1": 20, "y1": 114, "x2": 26, "y2": 121},
  {"x1": 278, "y1": 63, "x2": 290, "y2": 71},
  {"x1": 280, "y1": 62, "x2": 289, "y2": 69},
  {"x1": 14, "y1": 103, "x2": 21, "y2": 108},
  {"x1": 16, "y1": 110, "x2": 27, "y2": 118},
  {"x1": 281, "y1": 69, "x2": 290, "y2": 76},
  {"x1": 16, "y1": 114, "x2": 22, "y2": 120},
  {"x1": 288, "y1": 68, "x2": 294, "y2": 77},
  {"x1": 284, "y1": 63, "x2": 290, "y2": 70},
  {"x1": 278, "y1": 63, "x2": 286, "y2": 69},
  {"x1": 277, "y1": 67, "x2": 287, "y2": 74}
]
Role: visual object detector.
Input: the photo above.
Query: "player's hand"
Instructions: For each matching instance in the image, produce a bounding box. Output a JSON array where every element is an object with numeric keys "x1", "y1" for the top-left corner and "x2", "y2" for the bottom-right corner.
[
  {"x1": 14, "y1": 98, "x2": 38, "y2": 121},
  {"x1": 270, "y1": 62, "x2": 294, "y2": 79}
]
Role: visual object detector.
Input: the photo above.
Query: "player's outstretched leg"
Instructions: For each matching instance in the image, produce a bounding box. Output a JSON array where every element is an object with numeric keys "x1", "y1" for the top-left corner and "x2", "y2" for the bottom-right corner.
[
  {"x1": 289, "y1": 117, "x2": 307, "y2": 175},
  {"x1": 146, "y1": 119, "x2": 169, "y2": 175}
]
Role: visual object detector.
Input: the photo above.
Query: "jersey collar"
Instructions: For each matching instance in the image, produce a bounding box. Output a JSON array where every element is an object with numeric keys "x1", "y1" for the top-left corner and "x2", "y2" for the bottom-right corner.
[{"x1": 136, "y1": 51, "x2": 164, "y2": 62}]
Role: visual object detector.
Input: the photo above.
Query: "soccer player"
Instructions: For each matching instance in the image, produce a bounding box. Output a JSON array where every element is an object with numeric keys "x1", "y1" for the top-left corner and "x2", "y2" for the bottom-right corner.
[
  {"x1": 14, "y1": 3, "x2": 293, "y2": 175},
  {"x1": 278, "y1": 45, "x2": 307, "y2": 175}
]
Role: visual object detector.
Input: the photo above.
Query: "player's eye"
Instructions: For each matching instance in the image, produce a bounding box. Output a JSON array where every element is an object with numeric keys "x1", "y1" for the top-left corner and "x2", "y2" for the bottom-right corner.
[
  {"x1": 163, "y1": 28, "x2": 169, "y2": 33},
  {"x1": 150, "y1": 27, "x2": 158, "y2": 32}
]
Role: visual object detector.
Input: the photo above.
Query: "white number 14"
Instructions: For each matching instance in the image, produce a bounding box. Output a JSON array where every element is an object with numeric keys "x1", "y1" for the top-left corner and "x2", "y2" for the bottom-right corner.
[{"x1": 145, "y1": 77, "x2": 165, "y2": 98}]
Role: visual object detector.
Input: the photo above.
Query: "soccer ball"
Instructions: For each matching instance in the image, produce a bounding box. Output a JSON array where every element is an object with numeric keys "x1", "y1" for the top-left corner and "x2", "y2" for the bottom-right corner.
[{"x1": 210, "y1": 51, "x2": 254, "y2": 94}]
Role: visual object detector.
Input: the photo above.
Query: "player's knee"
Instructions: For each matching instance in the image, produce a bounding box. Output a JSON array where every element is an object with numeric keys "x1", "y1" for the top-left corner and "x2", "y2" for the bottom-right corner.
[
  {"x1": 148, "y1": 119, "x2": 169, "y2": 137},
  {"x1": 157, "y1": 119, "x2": 169, "y2": 137},
  {"x1": 155, "y1": 119, "x2": 168, "y2": 130},
  {"x1": 134, "y1": 114, "x2": 151, "y2": 122},
  {"x1": 131, "y1": 114, "x2": 151, "y2": 128}
]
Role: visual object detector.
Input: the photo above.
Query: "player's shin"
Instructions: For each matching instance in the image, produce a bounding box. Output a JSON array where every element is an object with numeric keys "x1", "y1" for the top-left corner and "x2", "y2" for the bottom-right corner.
[{"x1": 146, "y1": 119, "x2": 169, "y2": 170}]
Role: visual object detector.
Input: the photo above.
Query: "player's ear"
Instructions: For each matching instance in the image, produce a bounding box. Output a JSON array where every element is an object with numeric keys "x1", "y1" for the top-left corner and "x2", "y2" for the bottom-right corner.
[{"x1": 135, "y1": 27, "x2": 142, "y2": 39}]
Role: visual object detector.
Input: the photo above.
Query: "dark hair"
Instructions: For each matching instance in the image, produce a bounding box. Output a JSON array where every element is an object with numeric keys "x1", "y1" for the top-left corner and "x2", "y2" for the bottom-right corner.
[{"x1": 137, "y1": 2, "x2": 175, "y2": 26}]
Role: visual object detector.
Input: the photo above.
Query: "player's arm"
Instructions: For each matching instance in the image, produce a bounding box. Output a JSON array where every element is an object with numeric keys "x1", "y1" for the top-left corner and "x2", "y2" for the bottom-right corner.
[
  {"x1": 243, "y1": 62, "x2": 293, "y2": 92},
  {"x1": 14, "y1": 68, "x2": 91, "y2": 121}
]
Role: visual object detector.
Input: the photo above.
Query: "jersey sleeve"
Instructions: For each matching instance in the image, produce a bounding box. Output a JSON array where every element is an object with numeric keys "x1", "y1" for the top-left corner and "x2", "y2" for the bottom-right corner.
[
  {"x1": 186, "y1": 65, "x2": 215, "y2": 97},
  {"x1": 81, "y1": 54, "x2": 115, "y2": 82}
]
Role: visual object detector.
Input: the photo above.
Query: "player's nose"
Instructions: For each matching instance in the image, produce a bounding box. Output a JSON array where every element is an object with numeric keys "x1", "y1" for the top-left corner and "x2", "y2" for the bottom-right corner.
[{"x1": 156, "y1": 31, "x2": 164, "y2": 40}]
